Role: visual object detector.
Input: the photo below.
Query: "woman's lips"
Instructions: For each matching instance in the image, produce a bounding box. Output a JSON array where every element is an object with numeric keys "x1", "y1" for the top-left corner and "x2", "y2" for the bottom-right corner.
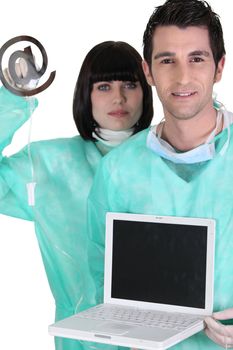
[{"x1": 108, "y1": 110, "x2": 129, "y2": 117}]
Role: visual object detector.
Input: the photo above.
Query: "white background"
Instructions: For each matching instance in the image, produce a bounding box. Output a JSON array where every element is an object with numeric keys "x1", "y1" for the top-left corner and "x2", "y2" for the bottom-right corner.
[{"x1": 0, "y1": 1, "x2": 232, "y2": 349}]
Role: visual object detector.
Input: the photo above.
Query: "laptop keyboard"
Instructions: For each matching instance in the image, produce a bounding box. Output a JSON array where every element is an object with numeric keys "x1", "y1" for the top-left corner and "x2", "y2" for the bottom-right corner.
[{"x1": 78, "y1": 305, "x2": 202, "y2": 331}]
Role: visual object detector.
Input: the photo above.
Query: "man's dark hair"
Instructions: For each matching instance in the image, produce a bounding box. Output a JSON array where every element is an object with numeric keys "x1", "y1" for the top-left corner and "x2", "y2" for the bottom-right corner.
[{"x1": 143, "y1": 0, "x2": 225, "y2": 69}]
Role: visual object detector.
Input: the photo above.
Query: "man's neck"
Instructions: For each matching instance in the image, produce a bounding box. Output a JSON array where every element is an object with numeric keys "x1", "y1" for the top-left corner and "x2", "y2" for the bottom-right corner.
[{"x1": 160, "y1": 109, "x2": 222, "y2": 152}]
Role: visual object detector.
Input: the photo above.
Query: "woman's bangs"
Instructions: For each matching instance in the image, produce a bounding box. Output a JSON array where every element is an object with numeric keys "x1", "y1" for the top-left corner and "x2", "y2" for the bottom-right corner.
[
  {"x1": 90, "y1": 48, "x2": 139, "y2": 83},
  {"x1": 91, "y1": 70, "x2": 138, "y2": 83}
]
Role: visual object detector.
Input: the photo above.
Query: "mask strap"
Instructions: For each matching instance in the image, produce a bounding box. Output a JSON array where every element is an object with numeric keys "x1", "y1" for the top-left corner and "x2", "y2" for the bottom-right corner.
[
  {"x1": 219, "y1": 109, "x2": 231, "y2": 156},
  {"x1": 26, "y1": 97, "x2": 36, "y2": 206},
  {"x1": 205, "y1": 111, "x2": 223, "y2": 144}
]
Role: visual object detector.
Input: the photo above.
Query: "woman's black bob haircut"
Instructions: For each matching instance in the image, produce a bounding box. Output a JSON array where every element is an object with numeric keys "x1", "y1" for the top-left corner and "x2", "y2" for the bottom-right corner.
[{"x1": 73, "y1": 41, "x2": 153, "y2": 140}]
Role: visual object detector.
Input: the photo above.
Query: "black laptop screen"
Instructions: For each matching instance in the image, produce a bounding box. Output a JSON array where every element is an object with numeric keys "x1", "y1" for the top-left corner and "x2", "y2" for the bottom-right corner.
[{"x1": 111, "y1": 220, "x2": 207, "y2": 309}]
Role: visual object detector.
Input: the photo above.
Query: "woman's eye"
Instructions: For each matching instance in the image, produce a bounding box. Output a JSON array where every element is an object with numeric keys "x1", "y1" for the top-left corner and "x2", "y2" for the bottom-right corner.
[
  {"x1": 97, "y1": 84, "x2": 110, "y2": 91},
  {"x1": 123, "y1": 82, "x2": 137, "y2": 89}
]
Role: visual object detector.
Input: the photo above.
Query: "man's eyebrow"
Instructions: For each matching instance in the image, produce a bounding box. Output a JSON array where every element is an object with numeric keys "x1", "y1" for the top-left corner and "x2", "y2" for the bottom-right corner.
[
  {"x1": 153, "y1": 50, "x2": 211, "y2": 60},
  {"x1": 189, "y1": 50, "x2": 210, "y2": 57},
  {"x1": 153, "y1": 52, "x2": 175, "y2": 60}
]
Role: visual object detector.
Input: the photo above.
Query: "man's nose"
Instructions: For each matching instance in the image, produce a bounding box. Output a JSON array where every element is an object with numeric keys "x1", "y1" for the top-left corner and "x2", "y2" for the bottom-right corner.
[{"x1": 175, "y1": 63, "x2": 191, "y2": 85}]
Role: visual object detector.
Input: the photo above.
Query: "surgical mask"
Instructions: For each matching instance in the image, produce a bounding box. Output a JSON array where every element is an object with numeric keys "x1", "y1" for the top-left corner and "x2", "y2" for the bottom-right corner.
[
  {"x1": 92, "y1": 127, "x2": 134, "y2": 147},
  {"x1": 147, "y1": 109, "x2": 231, "y2": 164}
]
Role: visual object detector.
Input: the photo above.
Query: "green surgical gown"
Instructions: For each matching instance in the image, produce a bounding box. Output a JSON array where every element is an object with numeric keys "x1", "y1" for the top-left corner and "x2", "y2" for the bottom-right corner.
[
  {"x1": 0, "y1": 87, "x2": 121, "y2": 350},
  {"x1": 88, "y1": 110, "x2": 233, "y2": 350}
]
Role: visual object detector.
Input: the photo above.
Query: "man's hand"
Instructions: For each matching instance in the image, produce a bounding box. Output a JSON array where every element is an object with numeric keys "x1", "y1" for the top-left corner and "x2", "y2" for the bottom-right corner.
[{"x1": 205, "y1": 308, "x2": 233, "y2": 348}]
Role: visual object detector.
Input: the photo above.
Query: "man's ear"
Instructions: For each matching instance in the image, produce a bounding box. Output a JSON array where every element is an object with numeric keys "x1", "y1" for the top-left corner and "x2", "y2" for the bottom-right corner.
[
  {"x1": 142, "y1": 60, "x2": 155, "y2": 86},
  {"x1": 214, "y1": 55, "x2": 225, "y2": 83}
]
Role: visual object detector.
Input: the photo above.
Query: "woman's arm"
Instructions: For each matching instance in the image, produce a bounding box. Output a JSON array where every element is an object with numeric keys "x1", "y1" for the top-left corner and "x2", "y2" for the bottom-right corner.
[{"x1": 0, "y1": 86, "x2": 38, "y2": 220}]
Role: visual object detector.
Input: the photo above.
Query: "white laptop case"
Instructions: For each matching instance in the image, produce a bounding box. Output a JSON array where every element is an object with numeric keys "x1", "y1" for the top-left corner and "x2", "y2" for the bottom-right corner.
[{"x1": 49, "y1": 213, "x2": 215, "y2": 350}]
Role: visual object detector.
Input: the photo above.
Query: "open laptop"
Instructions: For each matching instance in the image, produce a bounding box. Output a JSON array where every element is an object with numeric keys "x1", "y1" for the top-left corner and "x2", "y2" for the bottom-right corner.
[{"x1": 49, "y1": 212, "x2": 215, "y2": 350}]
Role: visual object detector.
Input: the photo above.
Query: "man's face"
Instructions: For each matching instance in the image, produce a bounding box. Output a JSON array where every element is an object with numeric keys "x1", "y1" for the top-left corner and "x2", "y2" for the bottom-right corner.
[{"x1": 143, "y1": 25, "x2": 225, "y2": 122}]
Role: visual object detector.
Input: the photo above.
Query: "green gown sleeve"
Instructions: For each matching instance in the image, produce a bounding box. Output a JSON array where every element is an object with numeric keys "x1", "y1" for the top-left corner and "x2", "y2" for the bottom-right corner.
[{"x1": 0, "y1": 86, "x2": 38, "y2": 220}]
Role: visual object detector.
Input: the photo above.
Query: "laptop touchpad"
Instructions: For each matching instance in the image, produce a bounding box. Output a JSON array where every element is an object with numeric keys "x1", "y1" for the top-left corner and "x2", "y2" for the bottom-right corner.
[{"x1": 92, "y1": 321, "x2": 133, "y2": 335}]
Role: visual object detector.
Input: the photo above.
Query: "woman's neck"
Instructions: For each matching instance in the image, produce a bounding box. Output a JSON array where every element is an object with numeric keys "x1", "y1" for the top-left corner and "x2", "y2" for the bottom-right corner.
[{"x1": 93, "y1": 127, "x2": 135, "y2": 155}]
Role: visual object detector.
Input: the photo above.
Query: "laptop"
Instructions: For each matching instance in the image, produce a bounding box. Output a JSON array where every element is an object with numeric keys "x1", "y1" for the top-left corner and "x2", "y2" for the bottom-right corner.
[{"x1": 49, "y1": 212, "x2": 215, "y2": 350}]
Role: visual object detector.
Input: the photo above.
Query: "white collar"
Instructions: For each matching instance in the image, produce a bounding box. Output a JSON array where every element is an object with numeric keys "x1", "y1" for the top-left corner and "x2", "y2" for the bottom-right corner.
[{"x1": 92, "y1": 127, "x2": 134, "y2": 147}]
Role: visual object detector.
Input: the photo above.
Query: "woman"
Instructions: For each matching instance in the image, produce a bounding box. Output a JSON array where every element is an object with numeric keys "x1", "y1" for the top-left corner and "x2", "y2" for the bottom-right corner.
[{"x1": 0, "y1": 41, "x2": 153, "y2": 350}]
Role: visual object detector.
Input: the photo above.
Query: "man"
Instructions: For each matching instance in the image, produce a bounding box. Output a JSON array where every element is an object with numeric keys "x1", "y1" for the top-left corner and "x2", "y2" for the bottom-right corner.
[{"x1": 88, "y1": 0, "x2": 233, "y2": 348}]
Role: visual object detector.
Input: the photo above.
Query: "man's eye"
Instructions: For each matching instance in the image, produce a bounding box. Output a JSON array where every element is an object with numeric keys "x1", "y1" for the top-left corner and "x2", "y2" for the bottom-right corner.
[
  {"x1": 190, "y1": 57, "x2": 204, "y2": 63},
  {"x1": 161, "y1": 58, "x2": 174, "y2": 64},
  {"x1": 97, "y1": 84, "x2": 110, "y2": 91}
]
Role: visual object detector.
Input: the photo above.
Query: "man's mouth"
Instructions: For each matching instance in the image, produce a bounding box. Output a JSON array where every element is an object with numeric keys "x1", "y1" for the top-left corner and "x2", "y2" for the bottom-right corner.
[{"x1": 172, "y1": 91, "x2": 196, "y2": 97}]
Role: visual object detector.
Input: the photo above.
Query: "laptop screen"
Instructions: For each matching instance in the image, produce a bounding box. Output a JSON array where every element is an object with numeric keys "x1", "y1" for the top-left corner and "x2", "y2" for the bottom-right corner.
[{"x1": 111, "y1": 219, "x2": 208, "y2": 309}]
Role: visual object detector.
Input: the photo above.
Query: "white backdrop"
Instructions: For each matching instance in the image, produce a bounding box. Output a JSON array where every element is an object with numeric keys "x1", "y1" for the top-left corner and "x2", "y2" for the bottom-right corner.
[{"x1": 0, "y1": 1, "x2": 232, "y2": 349}]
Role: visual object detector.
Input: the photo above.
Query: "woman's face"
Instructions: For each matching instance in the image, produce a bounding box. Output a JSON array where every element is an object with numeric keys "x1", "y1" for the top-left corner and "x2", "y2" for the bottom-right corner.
[{"x1": 91, "y1": 80, "x2": 143, "y2": 131}]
